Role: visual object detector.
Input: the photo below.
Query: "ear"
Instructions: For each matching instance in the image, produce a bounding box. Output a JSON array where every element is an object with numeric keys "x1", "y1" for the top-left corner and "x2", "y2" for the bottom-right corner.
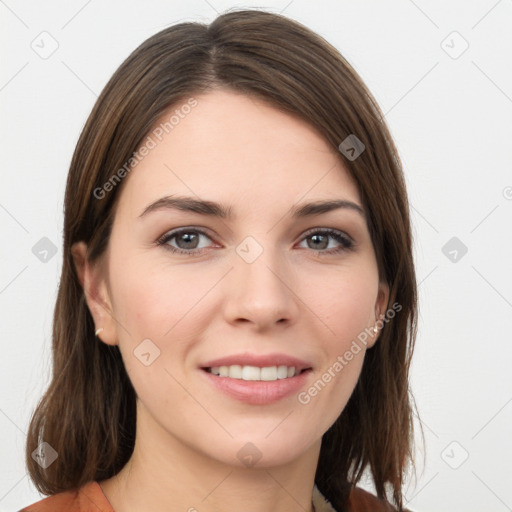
[
  {"x1": 366, "y1": 280, "x2": 390, "y2": 349},
  {"x1": 71, "y1": 241, "x2": 118, "y2": 346}
]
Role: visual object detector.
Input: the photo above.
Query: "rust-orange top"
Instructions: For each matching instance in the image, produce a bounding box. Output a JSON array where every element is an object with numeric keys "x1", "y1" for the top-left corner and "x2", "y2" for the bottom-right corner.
[{"x1": 18, "y1": 480, "x2": 399, "y2": 512}]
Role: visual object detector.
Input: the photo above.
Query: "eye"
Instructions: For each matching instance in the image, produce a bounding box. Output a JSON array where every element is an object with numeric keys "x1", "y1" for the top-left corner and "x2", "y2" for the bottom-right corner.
[
  {"x1": 156, "y1": 228, "x2": 215, "y2": 255},
  {"x1": 297, "y1": 228, "x2": 355, "y2": 255}
]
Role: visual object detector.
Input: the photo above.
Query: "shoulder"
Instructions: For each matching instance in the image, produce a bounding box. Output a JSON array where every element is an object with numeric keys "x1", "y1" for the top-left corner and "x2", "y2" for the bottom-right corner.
[
  {"x1": 18, "y1": 481, "x2": 114, "y2": 512},
  {"x1": 313, "y1": 483, "x2": 404, "y2": 512},
  {"x1": 346, "y1": 486, "x2": 406, "y2": 512}
]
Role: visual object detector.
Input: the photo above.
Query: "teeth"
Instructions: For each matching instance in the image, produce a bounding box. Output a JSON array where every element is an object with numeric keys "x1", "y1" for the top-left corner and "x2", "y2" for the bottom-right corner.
[
  {"x1": 242, "y1": 365, "x2": 260, "y2": 380},
  {"x1": 208, "y1": 365, "x2": 299, "y2": 381},
  {"x1": 261, "y1": 366, "x2": 277, "y2": 380},
  {"x1": 227, "y1": 365, "x2": 242, "y2": 379}
]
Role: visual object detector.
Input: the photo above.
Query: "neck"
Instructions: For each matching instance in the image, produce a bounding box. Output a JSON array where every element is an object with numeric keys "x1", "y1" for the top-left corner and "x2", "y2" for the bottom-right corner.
[{"x1": 100, "y1": 402, "x2": 321, "y2": 512}]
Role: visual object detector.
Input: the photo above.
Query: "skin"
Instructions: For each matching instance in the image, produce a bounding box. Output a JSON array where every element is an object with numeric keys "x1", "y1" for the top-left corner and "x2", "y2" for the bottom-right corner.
[{"x1": 72, "y1": 89, "x2": 389, "y2": 512}]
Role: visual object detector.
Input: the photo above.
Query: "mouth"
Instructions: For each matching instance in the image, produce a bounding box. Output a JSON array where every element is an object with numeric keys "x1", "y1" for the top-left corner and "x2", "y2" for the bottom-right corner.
[
  {"x1": 201, "y1": 365, "x2": 312, "y2": 381},
  {"x1": 199, "y1": 364, "x2": 313, "y2": 405}
]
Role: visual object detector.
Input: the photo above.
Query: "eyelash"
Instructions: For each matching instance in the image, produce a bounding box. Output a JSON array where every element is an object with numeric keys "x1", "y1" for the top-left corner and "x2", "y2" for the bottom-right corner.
[{"x1": 156, "y1": 227, "x2": 355, "y2": 257}]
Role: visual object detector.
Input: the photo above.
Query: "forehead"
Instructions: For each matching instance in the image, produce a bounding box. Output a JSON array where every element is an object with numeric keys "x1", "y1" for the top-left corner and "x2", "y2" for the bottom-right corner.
[{"x1": 117, "y1": 89, "x2": 361, "y2": 218}]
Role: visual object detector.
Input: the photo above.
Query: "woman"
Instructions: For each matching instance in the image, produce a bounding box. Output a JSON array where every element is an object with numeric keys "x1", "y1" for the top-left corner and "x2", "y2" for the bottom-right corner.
[{"x1": 20, "y1": 9, "x2": 419, "y2": 512}]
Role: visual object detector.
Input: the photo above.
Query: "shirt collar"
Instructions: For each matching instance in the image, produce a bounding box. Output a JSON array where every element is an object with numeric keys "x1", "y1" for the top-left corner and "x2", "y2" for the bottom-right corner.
[{"x1": 312, "y1": 484, "x2": 337, "y2": 512}]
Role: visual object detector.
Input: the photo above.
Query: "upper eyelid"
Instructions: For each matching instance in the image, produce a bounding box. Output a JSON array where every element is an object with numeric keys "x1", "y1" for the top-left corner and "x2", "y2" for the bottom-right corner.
[
  {"x1": 301, "y1": 226, "x2": 352, "y2": 238},
  {"x1": 160, "y1": 227, "x2": 217, "y2": 244}
]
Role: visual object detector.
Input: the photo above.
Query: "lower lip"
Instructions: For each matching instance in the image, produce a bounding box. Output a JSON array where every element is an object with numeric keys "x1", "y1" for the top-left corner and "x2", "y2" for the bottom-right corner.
[{"x1": 200, "y1": 368, "x2": 312, "y2": 405}]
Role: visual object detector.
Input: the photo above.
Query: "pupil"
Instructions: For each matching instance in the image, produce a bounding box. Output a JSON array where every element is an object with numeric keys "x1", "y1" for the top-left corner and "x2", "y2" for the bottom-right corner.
[
  {"x1": 179, "y1": 233, "x2": 198, "y2": 248},
  {"x1": 310, "y1": 234, "x2": 327, "y2": 249}
]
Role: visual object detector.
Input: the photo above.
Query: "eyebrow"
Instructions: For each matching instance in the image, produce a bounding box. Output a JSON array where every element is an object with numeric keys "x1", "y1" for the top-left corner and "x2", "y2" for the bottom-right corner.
[{"x1": 138, "y1": 195, "x2": 365, "y2": 220}]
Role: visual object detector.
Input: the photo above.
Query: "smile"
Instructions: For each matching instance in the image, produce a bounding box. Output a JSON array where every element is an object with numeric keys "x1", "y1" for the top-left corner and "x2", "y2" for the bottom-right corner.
[{"x1": 204, "y1": 365, "x2": 309, "y2": 381}]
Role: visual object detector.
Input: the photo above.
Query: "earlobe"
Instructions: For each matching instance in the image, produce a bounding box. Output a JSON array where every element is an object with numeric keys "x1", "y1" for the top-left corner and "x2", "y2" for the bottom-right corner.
[{"x1": 71, "y1": 241, "x2": 118, "y2": 346}]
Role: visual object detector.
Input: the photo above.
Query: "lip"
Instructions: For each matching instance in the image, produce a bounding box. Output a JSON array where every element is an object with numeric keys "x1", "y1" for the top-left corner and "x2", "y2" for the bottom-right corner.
[
  {"x1": 200, "y1": 352, "x2": 313, "y2": 372},
  {"x1": 199, "y1": 367, "x2": 313, "y2": 405}
]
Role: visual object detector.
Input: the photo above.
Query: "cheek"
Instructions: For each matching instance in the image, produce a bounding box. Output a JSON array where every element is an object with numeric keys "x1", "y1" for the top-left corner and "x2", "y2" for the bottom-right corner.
[
  {"x1": 309, "y1": 266, "x2": 378, "y2": 344},
  {"x1": 109, "y1": 254, "x2": 211, "y2": 338},
  {"x1": 302, "y1": 268, "x2": 376, "y2": 408},
  {"x1": 108, "y1": 254, "x2": 221, "y2": 391}
]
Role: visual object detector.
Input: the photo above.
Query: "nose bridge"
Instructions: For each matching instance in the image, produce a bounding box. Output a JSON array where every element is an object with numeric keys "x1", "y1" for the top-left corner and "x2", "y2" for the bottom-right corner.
[{"x1": 225, "y1": 234, "x2": 299, "y2": 327}]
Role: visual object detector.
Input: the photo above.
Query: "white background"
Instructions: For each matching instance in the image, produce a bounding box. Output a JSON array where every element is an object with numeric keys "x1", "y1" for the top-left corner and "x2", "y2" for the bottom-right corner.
[{"x1": 1, "y1": 1, "x2": 511, "y2": 511}]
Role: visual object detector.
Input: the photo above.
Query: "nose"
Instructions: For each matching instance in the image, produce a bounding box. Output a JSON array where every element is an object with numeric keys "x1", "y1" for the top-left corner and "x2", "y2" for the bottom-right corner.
[{"x1": 223, "y1": 247, "x2": 300, "y2": 331}]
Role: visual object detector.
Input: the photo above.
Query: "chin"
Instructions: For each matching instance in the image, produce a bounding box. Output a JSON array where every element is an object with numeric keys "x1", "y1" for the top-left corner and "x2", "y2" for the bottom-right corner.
[{"x1": 212, "y1": 432, "x2": 315, "y2": 469}]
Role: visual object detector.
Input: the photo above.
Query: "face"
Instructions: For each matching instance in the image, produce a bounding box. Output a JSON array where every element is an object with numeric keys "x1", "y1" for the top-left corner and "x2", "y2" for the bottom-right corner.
[{"x1": 74, "y1": 89, "x2": 389, "y2": 469}]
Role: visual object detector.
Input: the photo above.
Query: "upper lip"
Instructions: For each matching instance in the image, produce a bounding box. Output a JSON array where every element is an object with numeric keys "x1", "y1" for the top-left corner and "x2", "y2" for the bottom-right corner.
[{"x1": 200, "y1": 353, "x2": 313, "y2": 372}]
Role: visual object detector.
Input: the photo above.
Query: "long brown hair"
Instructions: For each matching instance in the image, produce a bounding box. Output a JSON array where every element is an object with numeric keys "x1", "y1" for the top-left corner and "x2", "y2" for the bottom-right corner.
[{"x1": 25, "y1": 9, "x2": 420, "y2": 510}]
